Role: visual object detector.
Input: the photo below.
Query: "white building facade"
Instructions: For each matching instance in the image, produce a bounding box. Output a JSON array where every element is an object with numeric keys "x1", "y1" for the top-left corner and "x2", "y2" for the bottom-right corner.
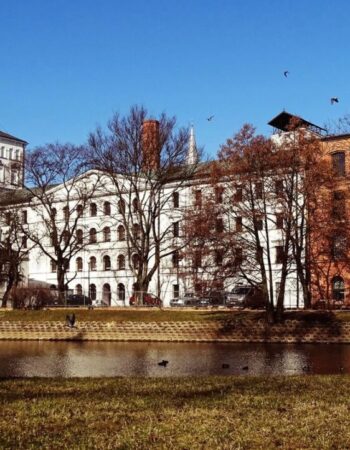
[{"x1": 0, "y1": 118, "x2": 307, "y2": 308}]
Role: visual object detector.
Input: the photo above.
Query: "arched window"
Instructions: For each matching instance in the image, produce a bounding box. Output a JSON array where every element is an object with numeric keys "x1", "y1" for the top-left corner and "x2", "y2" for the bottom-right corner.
[
  {"x1": 89, "y1": 228, "x2": 97, "y2": 244},
  {"x1": 133, "y1": 223, "x2": 141, "y2": 239},
  {"x1": 132, "y1": 254, "x2": 139, "y2": 270},
  {"x1": 104, "y1": 201, "x2": 111, "y2": 216},
  {"x1": 132, "y1": 198, "x2": 139, "y2": 213},
  {"x1": 90, "y1": 203, "x2": 97, "y2": 217},
  {"x1": 332, "y1": 276, "x2": 345, "y2": 301},
  {"x1": 89, "y1": 256, "x2": 96, "y2": 271},
  {"x1": 76, "y1": 229, "x2": 83, "y2": 245},
  {"x1": 49, "y1": 284, "x2": 56, "y2": 291},
  {"x1": 76, "y1": 204, "x2": 83, "y2": 217},
  {"x1": 118, "y1": 199, "x2": 125, "y2": 214},
  {"x1": 118, "y1": 283, "x2": 125, "y2": 301},
  {"x1": 90, "y1": 284, "x2": 96, "y2": 301},
  {"x1": 103, "y1": 226, "x2": 111, "y2": 242},
  {"x1": 76, "y1": 257, "x2": 83, "y2": 272},
  {"x1": 103, "y1": 283, "x2": 111, "y2": 305},
  {"x1": 63, "y1": 206, "x2": 69, "y2": 221},
  {"x1": 117, "y1": 225, "x2": 125, "y2": 241},
  {"x1": 103, "y1": 255, "x2": 111, "y2": 271},
  {"x1": 117, "y1": 254, "x2": 125, "y2": 270},
  {"x1": 75, "y1": 284, "x2": 83, "y2": 295}
]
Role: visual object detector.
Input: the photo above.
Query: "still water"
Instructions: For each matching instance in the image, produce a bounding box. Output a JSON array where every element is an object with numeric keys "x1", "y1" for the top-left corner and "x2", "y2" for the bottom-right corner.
[{"x1": 0, "y1": 341, "x2": 349, "y2": 377}]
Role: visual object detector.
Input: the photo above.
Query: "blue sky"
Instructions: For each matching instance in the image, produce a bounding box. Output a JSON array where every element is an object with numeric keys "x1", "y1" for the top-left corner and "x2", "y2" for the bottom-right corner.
[{"x1": 1, "y1": 0, "x2": 350, "y2": 157}]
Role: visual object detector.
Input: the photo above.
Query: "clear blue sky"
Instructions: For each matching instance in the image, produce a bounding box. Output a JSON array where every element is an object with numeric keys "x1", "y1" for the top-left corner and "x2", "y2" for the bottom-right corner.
[{"x1": 1, "y1": 0, "x2": 350, "y2": 157}]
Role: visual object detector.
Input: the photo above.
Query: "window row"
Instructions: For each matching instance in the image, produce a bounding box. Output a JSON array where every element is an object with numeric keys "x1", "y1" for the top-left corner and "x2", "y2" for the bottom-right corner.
[
  {"x1": 73, "y1": 283, "x2": 126, "y2": 302},
  {"x1": 193, "y1": 182, "x2": 284, "y2": 209},
  {"x1": 59, "y1": 198, "x2": 142, "y2": 220},
  {"x1": 0, "y1": 147, "x2": 21, "y2": 160},
  {"x1": 50, "y1": 225, "x2": 139, "y2": 245},
  {"x1": 50, "y1": 254, "x2": 140, "y2": 272}
]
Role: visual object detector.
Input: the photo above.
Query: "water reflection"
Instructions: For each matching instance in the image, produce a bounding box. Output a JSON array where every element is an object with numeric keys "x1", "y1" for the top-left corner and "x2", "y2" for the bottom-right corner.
[{"x1": 0, "y1": 341, "x2": 348, "y2": 378}]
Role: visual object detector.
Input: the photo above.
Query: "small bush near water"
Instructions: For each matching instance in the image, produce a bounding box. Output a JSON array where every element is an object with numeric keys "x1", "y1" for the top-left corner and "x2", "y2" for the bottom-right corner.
[{"x1": 0, "y1": 375, "x2": 350, "y2": 449}]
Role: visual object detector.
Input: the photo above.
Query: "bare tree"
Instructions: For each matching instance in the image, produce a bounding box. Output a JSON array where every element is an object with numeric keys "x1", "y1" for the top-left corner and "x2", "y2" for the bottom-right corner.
[
  {"x1": 88, "y1": 105, "x2": 199, "y2": 302},
  {"x1": 22, "y1": 143, "x2": 101, "y2": 301},
  {"x1": 0, "y1": 210, "x2": 31, "y2": 307}
]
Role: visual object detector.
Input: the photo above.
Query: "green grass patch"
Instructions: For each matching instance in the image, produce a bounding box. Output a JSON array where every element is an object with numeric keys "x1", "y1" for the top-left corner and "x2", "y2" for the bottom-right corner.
[
  {"x1": 0, "y1": 308, "x2": 350, "y2": 324},
  {"x1": 0, "y1": 375, "x2": 349, "y2": 449}
]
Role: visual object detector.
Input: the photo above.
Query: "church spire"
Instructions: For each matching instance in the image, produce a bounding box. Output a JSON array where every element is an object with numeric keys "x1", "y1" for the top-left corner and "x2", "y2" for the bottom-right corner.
[{"x1": 186, "y1": 125, "x2": 198, "y2": 165}]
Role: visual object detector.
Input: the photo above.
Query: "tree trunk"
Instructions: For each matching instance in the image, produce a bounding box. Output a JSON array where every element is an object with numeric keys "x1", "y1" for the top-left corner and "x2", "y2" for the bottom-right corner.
[
  {"x1": 1, "y1": 275, "x2": 15, "y2": 308},
  {"x1": 57, "y1": 266, "x2": 66, "y2": 303}
]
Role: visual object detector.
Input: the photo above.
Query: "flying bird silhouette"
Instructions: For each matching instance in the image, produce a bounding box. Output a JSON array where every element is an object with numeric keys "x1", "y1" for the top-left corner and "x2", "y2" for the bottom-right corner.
[
  {"x1": 331, "y1": 97, "x2": 339, "y2": 105},
  {"x1": 207, "y1": 115, "x2": 214, "y2": 121},
  {"x1": 283, "y1": 71, "x2": 289, "y2": 78}
]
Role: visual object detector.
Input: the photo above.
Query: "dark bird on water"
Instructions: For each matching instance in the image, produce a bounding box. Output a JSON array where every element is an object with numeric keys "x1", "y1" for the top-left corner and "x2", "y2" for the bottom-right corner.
[
  {"x1": 242, "y1": 366, "x2": 249, "y2": 371},
  {"x1": 158, "y1": 360, "x2": 169, "y2": 367},
  {"x1": 331, "y1": 97, "x2": 339, "y2": 104},
  {"x1": 207, "y1": 115, "x2": 214, "y2": 122},
  {"x1": 222, "y1": 363, "x2": 230, "y2": 369},
  {"x1": 66, "y1": 313, "x2": 76, "y2": 328},
  {"x1": 283, "y1": 70, "x2": 289, "y2": 78}
]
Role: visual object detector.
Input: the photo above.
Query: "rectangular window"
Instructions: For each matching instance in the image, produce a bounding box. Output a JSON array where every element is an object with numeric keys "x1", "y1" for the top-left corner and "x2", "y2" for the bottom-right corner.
[
  {"x1": 22, "y1": 236, "x2": 27, "y2": 249},
  {"x1": 194, "y1": 190, "x2": 202, "y2": 209},
  {"x1": 255, "y1": 183, "x2": 263, "y2": 199},
  {"x1": 275, "y1": 180, "x2": 284, "y2": 197},
  {"x1": 256, "y1": 218, "x2": 263, "y2": 231},
  {"x1": 332, "y1": 191, "x2": 346, "y2": 220},
  {"x1": 215, "y1": 186, "x2": 224, "y2": 204},
  {"x1": 173, "y1": 221, "x2": 179, "y2": 237},
  {"x1": 173, "y1": 192, "x2": 179, "y2": 208},
  {"x1": 172, "y1": 251, "x2": 179, "y2": 268},
  {"x1": 234, "y1": 247, "x2": 243, "y2": 266},
  {"x1": 194, "y1": 250, "x2": 202, "y2": 268},
  {"x1": 276, "y1": 214, "x2": 284, "y2": 229},
  {"x1": 234, "y1": 187, "x2": 242, "y2": 202},
  {"x1": 215, "y1": 249, "x2": 223, "y2": 266},
  {"x1": 215, "y1": 217, "x2": 224, "y2": 233},
  {"x1": 276, "y1": 246, "x2": 284, "y2": 264},
  {"x1": 332, "y1": 152, "x2": 346, "y2": 177},
  {"x1": 21, "y1": 210, "x2": 27, "y2": 224},
  {"x1": 236, "y1": 217, "x2": 242, "y2": 232},
  {"x1": 332, "y1": 234, "x2": 347, "y2": 260}
]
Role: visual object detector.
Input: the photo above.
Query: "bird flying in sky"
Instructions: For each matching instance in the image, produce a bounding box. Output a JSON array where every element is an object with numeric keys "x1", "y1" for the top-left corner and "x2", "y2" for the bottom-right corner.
[
  {"x1": 331, "y1": 97, "x2": 339, "y2": 105},
  {"x1": 284, "y1": 71, "x2": 289, "y2": 77},
  {"x1": 207, "y1": 115, "x2": 214, "y2": 121}
]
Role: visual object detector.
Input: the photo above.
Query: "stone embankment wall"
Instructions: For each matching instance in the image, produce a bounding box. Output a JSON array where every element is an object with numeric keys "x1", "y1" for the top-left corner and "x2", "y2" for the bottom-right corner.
[{"x1": 0, "y1": 319, "x2": 349, "y2": 343}]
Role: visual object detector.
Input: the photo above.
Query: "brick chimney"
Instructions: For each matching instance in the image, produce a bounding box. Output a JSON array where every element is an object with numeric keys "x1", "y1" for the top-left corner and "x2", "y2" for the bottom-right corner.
[{"x1": 142, "y1": 119, "x2": 160, "y2": 170}]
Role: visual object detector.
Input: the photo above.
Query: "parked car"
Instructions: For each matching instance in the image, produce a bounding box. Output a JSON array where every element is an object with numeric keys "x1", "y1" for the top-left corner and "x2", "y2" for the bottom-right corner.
[
  {"x1": 129, "y1": 293, "x2": 162, "y2": 307},
  {"x1": 170, "y1": 293, "x2": 201, "y2": 307},
  {"x1": 66, "y1": 294, "x2": 92, "y2": 306},
  {"x1": 225, "y1": 286, "x2": 266, "y2": 309},
  {"x1": 199, "y1": 291, "x2": 226, "y2": 307}
]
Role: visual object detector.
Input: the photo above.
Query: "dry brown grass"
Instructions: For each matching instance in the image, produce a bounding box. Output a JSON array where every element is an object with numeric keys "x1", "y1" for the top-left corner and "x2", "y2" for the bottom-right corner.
[{"x1": 0, "y1": 375, "x2": 349, "y2": 449}]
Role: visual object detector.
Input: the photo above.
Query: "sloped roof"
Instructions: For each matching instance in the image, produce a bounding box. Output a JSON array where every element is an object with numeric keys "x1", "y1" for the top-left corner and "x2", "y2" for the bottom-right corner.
[
  {"x1": 0, "y1": 130, "x2": 28, "y2": 145},
  {"x1": 268, "y1": 111, "x2": 326, "y2": 134}
]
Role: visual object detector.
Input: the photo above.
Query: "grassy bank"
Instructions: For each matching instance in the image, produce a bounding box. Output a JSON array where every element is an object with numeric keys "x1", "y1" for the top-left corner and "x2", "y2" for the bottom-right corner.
[
  {"x1": 0, "y1": 376, "x2": 349, "y2": 449},
  {"x1": 0, "y1": 307, "x2": 349, "y2": 323}
]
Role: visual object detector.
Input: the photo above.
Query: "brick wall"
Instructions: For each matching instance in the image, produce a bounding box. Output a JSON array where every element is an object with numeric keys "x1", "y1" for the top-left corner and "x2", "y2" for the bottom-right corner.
[{"x1": 0, "y1": 319, "x2": 349, "y2": 343}]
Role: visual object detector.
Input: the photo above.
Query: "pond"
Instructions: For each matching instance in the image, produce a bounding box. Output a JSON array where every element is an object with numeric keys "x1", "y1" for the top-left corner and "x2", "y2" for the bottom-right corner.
[{"x1": 0, "y1": 341, "x2": 348, "y2": 378}]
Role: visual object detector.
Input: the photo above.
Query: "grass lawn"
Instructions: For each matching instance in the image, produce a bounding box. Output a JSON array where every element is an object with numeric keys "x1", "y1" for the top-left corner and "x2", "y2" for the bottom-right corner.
[
  {"x1": 0, "y1": 375, "x2": 349, "y2": 449},
  {"x1": 0, "y1": 307, "x2": 350, "y2": 324}
]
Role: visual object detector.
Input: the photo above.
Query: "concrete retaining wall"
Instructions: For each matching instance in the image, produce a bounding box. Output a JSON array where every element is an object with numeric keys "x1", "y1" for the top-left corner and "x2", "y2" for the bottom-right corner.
[{"x1": 0, "y1": 319, "x2": 349, "y2": 343}]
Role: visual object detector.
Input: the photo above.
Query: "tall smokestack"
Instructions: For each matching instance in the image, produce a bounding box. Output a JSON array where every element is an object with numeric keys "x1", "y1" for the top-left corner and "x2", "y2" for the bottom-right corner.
[{"x1": 142, "y1": 119, "x2": 160, "y2": 170}]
